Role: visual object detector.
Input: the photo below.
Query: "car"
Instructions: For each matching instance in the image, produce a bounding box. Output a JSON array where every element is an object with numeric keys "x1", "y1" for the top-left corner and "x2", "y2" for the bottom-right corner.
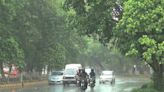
[
  {"x1": 65, "y1": 64, "x2": 82, "y2": 70},
  {"x1": 48, "y1": 71, "x2": 63, "y2": 85},
  {"x1": 63, "y1": 68, "x2": 77, "y2": 86},
  {"x1": 99, "y1": 70, "x2": 115, "y2": 84},
  {"x1": 63, "y1": 64, "x2": 82, "y2": 86},
  {"x1": 85, "y1": 68, "x2": 91, "y2": 75}
]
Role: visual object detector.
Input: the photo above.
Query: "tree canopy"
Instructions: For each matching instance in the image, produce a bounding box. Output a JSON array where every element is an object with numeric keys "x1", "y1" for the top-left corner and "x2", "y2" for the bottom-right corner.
[
  {"x1": 115, "y1": 0, "x2": 164, "y2": 90},
  {"x1": 63, "y1": 0, "x2": 164, "y2": 90}
]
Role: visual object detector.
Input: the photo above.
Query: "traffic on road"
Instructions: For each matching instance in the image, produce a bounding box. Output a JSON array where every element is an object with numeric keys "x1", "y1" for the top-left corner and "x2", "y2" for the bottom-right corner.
[
  {"x1": 1, "y1": 76, "x2": 149, "y2": 92},
  {"x1": 1, "y1": 63, "x2": 150, "y2": 92}
]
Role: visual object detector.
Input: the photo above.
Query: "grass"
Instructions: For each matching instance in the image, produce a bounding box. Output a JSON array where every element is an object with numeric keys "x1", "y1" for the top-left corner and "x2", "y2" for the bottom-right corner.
[{"x1": 131, "y1": 82, "x2": 160, "y2": 92}]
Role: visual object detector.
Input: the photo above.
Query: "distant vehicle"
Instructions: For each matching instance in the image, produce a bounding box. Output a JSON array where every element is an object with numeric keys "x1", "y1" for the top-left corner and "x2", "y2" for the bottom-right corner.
[
  {"x1": 65, "y1": 64, "x2": 82, "y2": 70},
  {"x1": 85, "y1": 68, "x2": 91, "y2": 75},
  {"x1": 99, "y1": 70, "x2": 115, "y2": 84},
  {"x1": 63, "y1": 68, "x2": 77, "y2": 86},
  {"x1": 48, "y1": 71, "x2": 63, "y2": 85},
  {"x1": 63, "y1": 64, "x2": 82, "y2": 86},
  {"x1": 3, "y1": 64, "x2": 19, "y2": 78}
]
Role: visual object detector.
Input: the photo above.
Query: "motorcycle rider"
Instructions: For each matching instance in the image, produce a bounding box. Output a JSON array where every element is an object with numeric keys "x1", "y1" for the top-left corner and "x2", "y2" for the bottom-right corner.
[
  {"x1": 89, "y1": 68, "x2": 96, "y2": 84},
  {"x1": 76, "y1": 69, "x2": 82, "y2": 86},
  {"x1": 80, "y1": 68, "x2": 89, "y2": 88},
  {"x1": 77, "y1": 69, "x2": 82, "y2": 77}
]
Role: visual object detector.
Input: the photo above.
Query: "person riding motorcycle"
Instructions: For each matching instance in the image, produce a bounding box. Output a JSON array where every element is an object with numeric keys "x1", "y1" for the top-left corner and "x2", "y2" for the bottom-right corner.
[
  {"x1": 76, "y1": 69, "x2": 82, "y2": 86},
  {"x1": 77, "y1": 69, "x2": 82, "y2": 77},
  {"x1": 80, "y1": 68, "x2": 89, "y2": 88},
  {"x1": 89, "y1": 69, "x2": 96, "y2": 84}
]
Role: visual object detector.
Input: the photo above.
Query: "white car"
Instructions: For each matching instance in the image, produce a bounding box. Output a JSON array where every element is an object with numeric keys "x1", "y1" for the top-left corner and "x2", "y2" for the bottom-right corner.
[
  {"x1": 63, "y1": 64, "x2": 82, "y2": 86},
  {"x1": 85, "y1": 68, "x2": 91, "y2": 75},
  {"x1": 63, "y1": 68, "x2": 77, "y2": 86},
  {"x1": 99, "y1": 70, "x2": 115, "y2": 84}
]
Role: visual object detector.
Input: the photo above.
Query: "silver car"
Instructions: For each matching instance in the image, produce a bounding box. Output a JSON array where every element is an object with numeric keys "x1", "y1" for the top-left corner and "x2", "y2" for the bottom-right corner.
[{"x1": 48, "y1": 71, "x2": 63, "y2": 85}]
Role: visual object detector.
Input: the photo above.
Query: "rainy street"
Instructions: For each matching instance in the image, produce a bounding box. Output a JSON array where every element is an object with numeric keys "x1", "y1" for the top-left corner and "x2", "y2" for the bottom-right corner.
[{"x1": 1, "y1": 76, "x2": 150, "y2": 92}]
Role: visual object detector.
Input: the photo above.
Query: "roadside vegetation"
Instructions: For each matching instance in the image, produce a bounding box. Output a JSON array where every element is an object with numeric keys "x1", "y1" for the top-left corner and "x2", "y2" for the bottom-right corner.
[{"x1": 132, "y1": 82, "x2": 159, "y2": 92}]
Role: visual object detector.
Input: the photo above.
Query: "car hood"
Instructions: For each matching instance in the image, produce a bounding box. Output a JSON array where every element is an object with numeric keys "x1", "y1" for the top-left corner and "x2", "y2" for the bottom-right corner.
[
  {"x1": 63, "y1": 75, "x2": 76, "y2": 77},
  {"x1": 49, "y1": 75, "x2": 63, "y2": 79}
]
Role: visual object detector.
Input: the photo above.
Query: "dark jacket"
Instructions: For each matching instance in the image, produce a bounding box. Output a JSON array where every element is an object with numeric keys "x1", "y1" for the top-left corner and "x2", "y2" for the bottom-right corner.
[{"x1": 89, "y1": 71, "x2": 95, "y2": 78}]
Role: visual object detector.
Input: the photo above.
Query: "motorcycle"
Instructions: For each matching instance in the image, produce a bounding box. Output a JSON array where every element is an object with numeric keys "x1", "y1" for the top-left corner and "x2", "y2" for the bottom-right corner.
[
  {"x1": 80, "y1": 79, "x2": 87, "y2": 91},
  {"x1": 76, "y1": 79, "x2": 81, "y2": 87},
  {"x1": 76, "y1": 74, "x2": 81, "y2": 87},
  {"x1": 89, "y1": 77, "x2": 95, "y2": 88}
]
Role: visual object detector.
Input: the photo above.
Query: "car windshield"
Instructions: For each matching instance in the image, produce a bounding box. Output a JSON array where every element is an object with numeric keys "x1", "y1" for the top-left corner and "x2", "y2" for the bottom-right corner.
[
  {"x1": 64, "y1": 69, "x2": 76, "y2": 75},
  {"x1": 51, "y1": 72, "x2": 63, "y2": 76},
  {"x1": 102, "y1": 71, "x2": 113, "y2": 76}
]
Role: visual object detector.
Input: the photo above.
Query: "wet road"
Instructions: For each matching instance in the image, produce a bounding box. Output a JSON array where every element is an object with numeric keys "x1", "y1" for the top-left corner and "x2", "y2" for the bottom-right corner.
[{"x1": 1, "y1": 76, "x2": 149, "y2": 92}]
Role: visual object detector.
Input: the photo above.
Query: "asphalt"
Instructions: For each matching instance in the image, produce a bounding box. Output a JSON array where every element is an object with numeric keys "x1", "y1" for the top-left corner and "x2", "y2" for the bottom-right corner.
[{"x1": 0, "y1": 75, "x2": 150, "y2": 92}]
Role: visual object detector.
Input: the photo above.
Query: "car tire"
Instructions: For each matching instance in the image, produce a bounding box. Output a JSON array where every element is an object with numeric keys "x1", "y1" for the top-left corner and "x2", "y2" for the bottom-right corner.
[
  {"x1": 111, "y1": 81, "x2": 113, "y2": 84},
  {"x1": 111, "y1": 79, "x2": 115, "y2": 85}
]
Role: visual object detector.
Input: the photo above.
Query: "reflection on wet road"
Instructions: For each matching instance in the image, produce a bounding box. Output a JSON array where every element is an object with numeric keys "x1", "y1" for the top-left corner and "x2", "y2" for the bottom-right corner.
[{"x1": 1, "y1": 76, "x2": 149, "y2": 92}]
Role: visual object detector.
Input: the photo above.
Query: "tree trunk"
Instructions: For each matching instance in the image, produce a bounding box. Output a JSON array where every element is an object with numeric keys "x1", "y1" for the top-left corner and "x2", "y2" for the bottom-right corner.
[
  {"x1": 153, "y1": 71, "x2": 164, "y2": 91},
  {"x1": 0, "y1": 62, "x2": 4, "y2": 77},
  {"x1": 150, "y1": 59, "x2": 164, "y2": 91}
]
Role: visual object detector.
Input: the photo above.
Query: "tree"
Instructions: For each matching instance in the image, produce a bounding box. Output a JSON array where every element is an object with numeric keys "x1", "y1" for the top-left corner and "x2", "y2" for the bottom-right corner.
[
  {"x1": 0, "y1": 0, "x2": 90, "y2": 76},
  {"x1": 63, "y1": 0, "x2": 136, "y2": 73},
  {"x1": 9, "y1": 0, "x2": 68, "y2": 72},
  {"x1": 63, "y1": 0, "x2": 119, "y2": 43},
  {"x1": 0, "y1": 36, "x2": 24, "y2": 77},
  {"x1": 40, "y1": 43, "x2": 66, "y2": 72},
  {"x1": 0, "y1": 0, "x2": 25, "y2": 77},
  {"x1": 115, "y1": 0, "x2": 164, "y2": 91}
]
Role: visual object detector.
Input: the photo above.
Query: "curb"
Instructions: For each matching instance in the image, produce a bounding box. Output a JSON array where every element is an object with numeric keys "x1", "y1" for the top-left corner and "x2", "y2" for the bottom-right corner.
[{"x1": 0, "y1": 80, "x2": 47, "y2": 89}]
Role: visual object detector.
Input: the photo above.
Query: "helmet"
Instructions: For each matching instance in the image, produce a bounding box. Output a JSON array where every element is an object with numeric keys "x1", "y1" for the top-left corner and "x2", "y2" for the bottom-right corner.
[
  {"x1": 91, "y1": 68, "x2": 94, "y2": 72},
  {"x1": 82, "y1": 68, "x2": 85, "y2": 73}
]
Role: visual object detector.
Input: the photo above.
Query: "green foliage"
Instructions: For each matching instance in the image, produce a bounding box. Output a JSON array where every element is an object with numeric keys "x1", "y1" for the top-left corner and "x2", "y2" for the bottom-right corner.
[
  {"x1": 0, "y1": 36, "x2": 24, "y2": 69},
  {"x1": 63, "y1": 0, "x2": 139, "y2": 72},
  {"x1": 132, "y1": 82, "x2": 159, "y2": 92},
  {"x1": 42, "y1": 43, "x2": 66, "y2": 69},
  {"x1": 0, "y1": 0, "x2": 87, "y2": 72},
  {"x1": 115, "y1": 0, "x2": 164, "y2": 64},
  {"x1": 115, "y1": 0, "x2": 164, "y2": 90},
  {"x1": 76, "y1": 36, "x2": 134, "y2": 73},
  {"x1": 63, "y1": 0, "x2": 118, "y2": 43},
  {"x1": 131, "y1": 88, "x2": 159, "y2": 92}
]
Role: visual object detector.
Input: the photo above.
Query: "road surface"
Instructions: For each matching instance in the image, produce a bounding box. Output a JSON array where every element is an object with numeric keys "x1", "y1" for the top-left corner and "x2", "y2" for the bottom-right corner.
[{"x1": 1, "y1": 76, "x2": 149, "y2": 92}]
